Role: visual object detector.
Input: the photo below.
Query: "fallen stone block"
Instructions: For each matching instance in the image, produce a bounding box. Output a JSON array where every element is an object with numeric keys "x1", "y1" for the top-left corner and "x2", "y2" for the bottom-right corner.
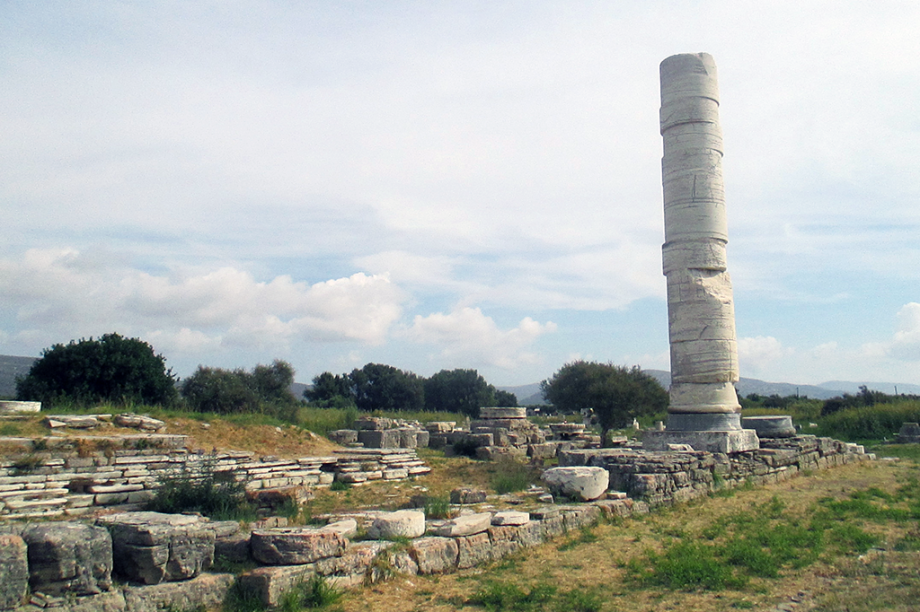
[
  {"x1": 328, "y1": 429, "x2": 358, "y2": 445},
  {"x1": 541, "y1": 466, "x2": 609, "y2": 501},
  {"x1": 97, "y1": 512, "x2": 215, "y2": 585},
  {"x1": 367, "y1": 510, "x2": 426, "y2": 540},
  {"x1": 22, "y1": 522, "x2": 113, "y2": 596},
  {"x1": 435, "y1": 513, "x2": 492, "y2": 537},
  {"x1": 122, "y1": 572, "x2": 234, "y2": 612},
  {"x1": 114, "y1": 414, "x2": 166, "y2": 432},
  {"x1": 320, "y1": 518, "x2": 358, "y2": 538},
  {"x1": 0, "y1": 534, "x2": 29, "y2": 610},
  {"x1": 491, "y1": 511, "x2": 530, "y2": 526},
  {"x1": 250, "y1": 528, "x2": 347, "y2": 565},
  {"x1": 450, "y1": 488, "x2": 487, "y2": 504}
]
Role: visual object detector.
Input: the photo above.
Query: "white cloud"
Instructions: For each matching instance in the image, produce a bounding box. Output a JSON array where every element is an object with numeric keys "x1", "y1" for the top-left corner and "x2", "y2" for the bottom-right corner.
[
  {"x1": 885, "y1": 303, "x2": 920, "y2": 361},
  {"x1": 738, "y1": 336, "x2": 792, "y2": 377},
  {"x1": 0, "y1": 248, "x2": 406, "y2": 355},
  {"x1": 402, "y1": 307, "x2": 556, "y2": 370}
]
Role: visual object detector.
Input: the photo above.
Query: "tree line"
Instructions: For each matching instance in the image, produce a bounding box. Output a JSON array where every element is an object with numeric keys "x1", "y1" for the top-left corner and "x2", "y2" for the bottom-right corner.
[{"x1": 13, "y1": 333, "x2": 518, "y2": 417}]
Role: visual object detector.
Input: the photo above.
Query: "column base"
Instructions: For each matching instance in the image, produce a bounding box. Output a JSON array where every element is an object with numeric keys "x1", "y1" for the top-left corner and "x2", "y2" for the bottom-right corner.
[{"x1": 643, "y1": 428, "x2": 759, "y2": 453}]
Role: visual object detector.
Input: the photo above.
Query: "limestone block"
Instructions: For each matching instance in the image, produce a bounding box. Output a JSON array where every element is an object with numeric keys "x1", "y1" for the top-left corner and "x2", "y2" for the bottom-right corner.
[
  {"x1": 491, "y1": 511, "x2": 530, "y2": 526},
  {"x1": 22, "y1": 522, "x2": 113, "y2": 596},
  {"x1": 320, "y1": 518, "x2": 358, "y2": 538},
  {"x1": 467, "y1": 433, "x2": 494, "y2": 447},
  {"x1": 0, "y1": 401, "x2": 41, "y2": 414},
  {"x1": 409, "y1": 537, "x2": 458, "y2": 575},
  {"x1": 486, "y1": 526, "x2": 521, "y2": 558},
  {"x1": 122, "y1": 572, "x2": 234, "y2": 612},
  {"x1": 367, "y1": 510, "x2": 425, "y2": 540},
  {"x1": 475, "y1": 446, "x2": 526, "y2": 461},
  {"x1": 479, "y1": 407, "x2": 527, "y2": 420},
  {"x1": 250, "y1": 528, "x2": 347, "y2": 565},
  {"x1": 456, "y1": 532, "x2": 495, "y2": 569},
  {"x1": 450, "y1": 488, "x2": 487, "y2": 505},
  {"x1": 97, "y1": 512, "x2": 215, "y2": 585},
  {"x1": 425, "y1": 422, "x2": 456, "y2": 433},
  {"x1": 435, "y1": 513, "x2": 492, "y2": 537},
  {"x1": 539, "y1": 515, "x2": 566, "y2": 540},
  {"x1": 328, "y1": 430, "x2": 358, "y2": 445},
  {"x1": 527, "y1": 443, "x2": 557, "y2": 460},
  {"x1": 396, "y1": 428, "x2": 418, "y2": 449},
  {"x1": 114, "y1": 414, "x2": 166, "y2": 431},
  {"x1": 355, "y1": 417, "x2": 390, "y2": 431},
  {"x1": 31, "y1": 590, "x2": 126, "y2": 612},
  {"x1": 237, "y1": 565, "x2": 315, "y2": 607},
  {"x1": 0, "y1": 534, "x2": 29, "y2": 610},
  {"x1": 742, "y1": 416, "x2": 796, "y2": 439},
  {"x1": 415, "y1": 430, "x2": 430, "y2": 448},
  {"x1": 214, "y1": 533, "x2": 250, "y2": 564},
  {"x1": 357, "y1": 430, "x2": 400, "y2": 449},
  {"x1": 541, "y1": 466, "x2": 609, "y2": 502}
]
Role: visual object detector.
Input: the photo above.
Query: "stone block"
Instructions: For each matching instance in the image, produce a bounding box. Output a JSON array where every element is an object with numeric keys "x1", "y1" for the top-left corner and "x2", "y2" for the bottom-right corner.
[
  {"x1": 435, "y1": 513, "x2": 492, "y2": 537},
  {"x1": 415, "y1": 430, "x2": 430, "y2": 448},
  {"x1": 409, "y1": 537, "x2": 458, "y2": 575},
  {"x1": 541, "y1": 466, "x2": 609, "y2": 501},
  {"x1": 122, "y1": 572, "x2": 234, "y2": 612},
  {"x1": 97, "y1": 512, "x2": 215, "y2": 585},
  {"x1": 742, "y1": 416, "x2": 796, "y2": 438},
  {"x1": 456, "y1": 532, "x2": 495, "y2": 569},
  {"x1": 33, "y1": 590, "x2": 126, "y2": 612},
  {"x1": 0, "y1": 534, "x2": 29, "y2": 610},
  {"x1": 250, "y1": 528, "x2": 347, "y2": 565},
  {"x1": 479, "y1": 407, "x2": 527, "y2": 420},
  {"x1": 528, "y1": 443, "x2": 558, "y2": 460},
  {"x1": 450, "y1": 488, "x2": 487, "y2": 504},
  {"x1": 328, "y1": 430, "x2": 358, "y2": 445},
  {"x1": 357, "y1": 430, "x2": 400, "y2": 449},
  {"x1": 368, "y1": 510, "x2": 425, "y2": 539},
  {"x1": 425, "y1": 422, "x2": 456, "y2": 433},
  {"x1": 491, "y1": 511, "x2": 530, "y2": 526},
  {"x1": 22, "y1": 522, "x2": 113, "y2": 596},
  {"x1": 214, "y1": 533, "x2": 251, "y2": 564},
  {"x1": 237, "y1": 565, "x2": 315, "y2": 608}
]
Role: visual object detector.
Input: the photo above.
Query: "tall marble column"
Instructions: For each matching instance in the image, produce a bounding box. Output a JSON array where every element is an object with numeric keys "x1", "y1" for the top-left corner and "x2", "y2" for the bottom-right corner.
[{"x1": 645, "y1": 52, "x2": 758, "y2": 453}]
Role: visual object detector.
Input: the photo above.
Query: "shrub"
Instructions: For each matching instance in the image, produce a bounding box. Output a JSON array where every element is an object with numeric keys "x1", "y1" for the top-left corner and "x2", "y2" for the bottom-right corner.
[
  {"x1": 181, "y1": 360, "x2": 297, "y2": 416},
  {"x1": 490, "y1": 458, "x2": 535, "y2": 494},
  {"x1": 148, "y1": 457, "x2": 256, "y2": 521},
  {"x1": 818, "y1": 401, "x2": 920, "y2": 440},
  {"x1": 16, "y1": 333, "x2": 177, "y2": 408}
]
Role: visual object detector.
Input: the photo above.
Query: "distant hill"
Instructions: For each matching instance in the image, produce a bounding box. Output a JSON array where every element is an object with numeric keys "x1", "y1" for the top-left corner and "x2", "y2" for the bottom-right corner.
[{"x1": 0, "y1": 355, "x2": 37, "y2": 398}]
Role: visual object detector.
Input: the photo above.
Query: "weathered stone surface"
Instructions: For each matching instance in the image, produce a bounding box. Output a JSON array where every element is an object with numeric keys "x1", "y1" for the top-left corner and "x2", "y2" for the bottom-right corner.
[
  {"x1": 320, "y1": 518, "x2": 358, "y2": 538},
  {"x1": 96, "y1": 512, "x2": 214, "y2": 585},
  {"x1": 409, "y1": 537, "x2": 458, "y2": 575},
  {"x1": 328, "y1": 429, "x2": 358, "y2": 445},
  {"x1": 541, "y1": 466, "x2": 609, "y2": 501},
  {"x1": 0, "y1": 534, "x2": 29, "y2": 610},
  {"x1": 22, "y1": 522, "x2": 113, "y2": 596},
  {"x1": 742, "y1": 416, "x2": 796, "y2": 438},
  {"x1": 367, "y1": 510, "x2": 425, "y2": 540},
  {"x1": 479, "y1": 407, "x2": 527, "y2": 420},
  {"x1": 450, "y1": 488, "x2": 487, "y2": 504},
  {"x1": 425, "y1": 422, "x2": 456, "y2": 433},
  {"x1": 122, "y1": 572, "x2": 234, "y2": 612},
  {"x1": 214, "y1": 533, "x2": 250, "y2": 564},
  {"x1": 491, "y1": 511, "x2": 530, "y2": 526},
  {"x1": 237, "y1": 565, "x2": 315, "y2": 607},
  {"x1": 250, "y1": 528, "x2": 347, "y2": 565},
  {"x1": 435, "y1": 513, "x2": 492, "y2": 537},
  {"x1": 527, "y1": 443, "x2": 558, "y2": 460},
  {"x1": 0, "y1": 401, "x2": 41, "y2": 414},
  {"x1": 357, "y1": 430, "x2": 400, "y2": 449},
  {"x1": 114, "y1": 414, "x2": 166, "y2": 431},
  {"x1": 456, "y1": 532, "x2": 495, "y2": 569},
  {"x1": 34, "y1": 590, "x2": 126, "y2": 612}
]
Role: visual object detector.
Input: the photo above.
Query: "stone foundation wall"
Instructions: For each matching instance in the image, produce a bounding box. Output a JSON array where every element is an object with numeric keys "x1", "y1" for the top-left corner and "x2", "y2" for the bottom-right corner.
[
  {"x1": 0, "y1": 436, "x2": 430, "y2": 520},
  {"x1": 559, "y1": 435, "x2": 870, "y2": 506}
]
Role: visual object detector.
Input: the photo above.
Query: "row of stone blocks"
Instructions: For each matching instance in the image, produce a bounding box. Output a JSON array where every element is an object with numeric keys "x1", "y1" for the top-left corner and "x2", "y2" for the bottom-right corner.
[
  {"x1": 0, "y1": 498, "x2": 647, "y2": 611},
  {"x1": 0, "y1": 439, "x2": 430, "y2": 519},
  {"x1": 558, "y1": 435, "x2": 872, "y2": 507}
]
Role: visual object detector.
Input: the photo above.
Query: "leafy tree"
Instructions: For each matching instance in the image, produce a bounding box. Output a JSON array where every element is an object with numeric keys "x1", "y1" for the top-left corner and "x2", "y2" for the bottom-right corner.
[
  {"x1": 424, "y1": 369, "x2": 496, "y2": 417},
  {"x1": 16, "y1": 333, "x2": 177, "y2": 407},
  {"x1": 494, "y1": 389, "x2": 519, "y2": 407},
  {"x1": 349, "y1": 363, "x2": 424, "y2": 412},
  {"x1": 181, "y1": 360, "x2": 298, "y2": 414},
  {"x1": 541, "y1": 361, "x2": 668, "y2": 446},
  {"x1": 305, "y1": 372, "x2": 355, "y2": 406}
]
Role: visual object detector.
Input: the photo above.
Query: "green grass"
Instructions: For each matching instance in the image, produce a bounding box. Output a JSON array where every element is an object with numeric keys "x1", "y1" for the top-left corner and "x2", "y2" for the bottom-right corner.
[
  {"x1": 147, "y1": 457, "x2": 257, "y2": 521},
  {"x1": 489, "y1": 458, "x2": 537, "y2": 494}
]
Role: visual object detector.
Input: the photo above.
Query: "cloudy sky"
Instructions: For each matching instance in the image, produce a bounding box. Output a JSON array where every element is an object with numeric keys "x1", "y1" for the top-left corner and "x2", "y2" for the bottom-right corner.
[{"x1": 2, "y1": 1, "x2": 919, "y2": 388}]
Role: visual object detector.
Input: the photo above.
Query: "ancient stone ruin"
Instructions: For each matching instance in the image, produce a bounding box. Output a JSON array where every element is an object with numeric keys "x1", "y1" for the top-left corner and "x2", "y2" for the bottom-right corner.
[{"x1": 644, "y1": 52, "x2": 758, "y2": 453}]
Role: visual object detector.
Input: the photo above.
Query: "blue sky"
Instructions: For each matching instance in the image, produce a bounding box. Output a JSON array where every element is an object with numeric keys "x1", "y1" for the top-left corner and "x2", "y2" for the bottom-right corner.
[{"x1": 2, "y1": 1, "x2": 919, "y2": 388}]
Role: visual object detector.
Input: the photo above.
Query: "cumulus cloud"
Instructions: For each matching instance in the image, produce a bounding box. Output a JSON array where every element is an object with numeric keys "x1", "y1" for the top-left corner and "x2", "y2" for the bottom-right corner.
[
  {"x1": 401, "y1": 307, "x2": 557, "y2": 370},
  {"x1": 885, "y1": 303, "x2": 920, "y2": 361},
  {"x1": 0, "y1": 248, "x2": 407, "y2": 355},
  {"x1": 738, "y1": 336, "x2": 793, "y2": 377}
]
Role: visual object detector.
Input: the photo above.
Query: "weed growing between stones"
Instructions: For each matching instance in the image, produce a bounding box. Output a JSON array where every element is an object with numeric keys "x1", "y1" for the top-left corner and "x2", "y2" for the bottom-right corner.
[
  {"x1": 223, "y1": 582, "x2": 266, "y2": 612},
  {"x1": 147, "y1": 456, "x2": 257, "y2": 521},
  {"x1": 10, "y1": 452, "x2": 43, "y2": 475},
  {"x1": 489, "y1": 458, "x2": 536, "y2": 494},
  {"x1": 423, "y1": 494, "x2": 451, "y2": 519},
  {"x1": 329, "y1": 480, "x2": 351, "y2": 492}
]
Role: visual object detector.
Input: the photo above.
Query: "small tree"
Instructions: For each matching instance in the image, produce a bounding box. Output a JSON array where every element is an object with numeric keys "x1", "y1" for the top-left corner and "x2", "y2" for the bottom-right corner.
[
  {"x1": 181, "y1": 360, "x2": 298, "y2": 414},
  {"x1": 304, "y1": 372, "x2": 355, "y2": 407},
  {"x1": 542, "y1": 361, "x2": 668, "y2": 446},
  {"x1": 424, "y1": 369, "x2": 495, "y2": 417},
  {"x1": 16, "y1": 333, "x2": 177, "y2": 407},
  {"x1": 349, "y1": 363, "x2": 424, "y2": 412}
]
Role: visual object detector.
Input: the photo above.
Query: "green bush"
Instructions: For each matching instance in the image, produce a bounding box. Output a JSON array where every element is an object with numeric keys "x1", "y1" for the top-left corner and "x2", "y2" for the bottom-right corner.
[
  {"x1": 148, "y1": 457, "x2": 256, "y2": 521},
  {"x1": 16, "y1": 333, "x2": 177, "y2": 408},
  {"x1": 818, "y1": 401, "x2": 920, "y2": 441},
  {"x1": 181, "y1": 360, "x2": 298, "y2": 416},
  {"x1": 490, "y1": 458, "x2": 535, "y2": 494}
]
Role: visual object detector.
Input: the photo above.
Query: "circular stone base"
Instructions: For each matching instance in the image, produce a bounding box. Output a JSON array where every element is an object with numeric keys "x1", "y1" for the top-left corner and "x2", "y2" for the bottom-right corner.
[
  {"x1": 741, "y1": 415, "x2": 796, "y2": 438},
  {"x1": 666, "y1": 412, "x2": 743, "y2": 432}
]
